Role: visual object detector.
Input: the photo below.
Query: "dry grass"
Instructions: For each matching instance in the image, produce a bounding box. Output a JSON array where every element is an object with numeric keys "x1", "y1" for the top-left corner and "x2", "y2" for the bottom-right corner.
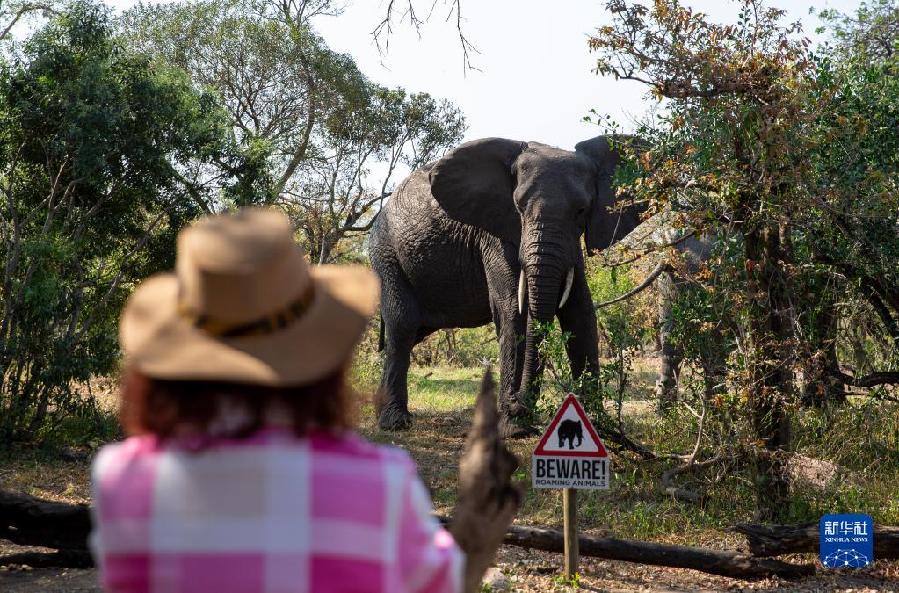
[
  {"x1": 0, "y1": 452, "x2": 91, "y2": 504},
  {"x1": 2, "y1": 362, "x2": 899, "y2": 590}
]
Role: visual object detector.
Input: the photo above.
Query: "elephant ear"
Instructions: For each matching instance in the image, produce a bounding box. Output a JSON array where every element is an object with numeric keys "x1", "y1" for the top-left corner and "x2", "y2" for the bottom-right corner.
[
  {"x1": 429, "y1": 138, "x2": 527, "y2": 244},
  {"x1": 575, "y1": 135, "x2": 645, "y2": 254}
]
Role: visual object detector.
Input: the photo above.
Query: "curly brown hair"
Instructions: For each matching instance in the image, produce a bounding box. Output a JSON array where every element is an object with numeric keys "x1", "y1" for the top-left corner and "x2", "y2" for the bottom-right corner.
[{"x1": 119, "y1": 365, "x2": 356, "y2": 440}]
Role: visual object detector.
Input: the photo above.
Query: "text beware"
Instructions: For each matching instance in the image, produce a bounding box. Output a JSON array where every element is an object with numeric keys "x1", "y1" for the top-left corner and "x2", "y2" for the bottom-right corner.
[{"x1": 532, "y1": 456, "x2": 608, "y2": 489}]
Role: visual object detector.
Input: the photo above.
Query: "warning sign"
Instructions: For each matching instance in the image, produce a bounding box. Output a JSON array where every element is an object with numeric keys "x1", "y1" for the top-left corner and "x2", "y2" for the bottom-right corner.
[{"x1": 532, "y1": 393, "x2": 610, "y2": 490}]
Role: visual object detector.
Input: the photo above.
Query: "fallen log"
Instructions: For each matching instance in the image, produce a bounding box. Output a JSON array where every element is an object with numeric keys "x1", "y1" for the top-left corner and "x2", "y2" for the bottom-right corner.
[
  {"x1": 502, "y1": 524, "x2": 814, "y2": 580},
  {"x1": 734, "y1": 522, "x2": 899, "y2": 559},
  {"x1": 435, "y1": 516, "x2": 814, "y2": 580},
  {"x1": 0, "y1": 549, "x2": 93, "y2": 568},
  {"x1": 0, "y1": 488, "x2": 816, "y2": 579},
  {"x1": 0, "y1": 490, "x2": 91, "y2": 551}
]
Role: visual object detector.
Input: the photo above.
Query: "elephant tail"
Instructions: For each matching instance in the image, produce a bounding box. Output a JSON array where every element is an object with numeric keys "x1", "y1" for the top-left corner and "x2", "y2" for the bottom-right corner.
[{"x1": 377, "y1": 315, "x2": 385, "y2": 352}]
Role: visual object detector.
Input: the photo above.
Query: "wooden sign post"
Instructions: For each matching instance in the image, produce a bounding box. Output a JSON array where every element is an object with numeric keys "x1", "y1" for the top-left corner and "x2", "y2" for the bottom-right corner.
[
  {"x1": 563, "y1": 488, "x2": 578, "y2": 578},
  {"x1": 532, "y1": 393, "x2": 610, "y2": 581}
]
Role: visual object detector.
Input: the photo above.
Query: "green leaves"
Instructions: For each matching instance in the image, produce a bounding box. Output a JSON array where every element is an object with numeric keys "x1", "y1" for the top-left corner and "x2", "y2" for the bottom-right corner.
[
  {"x1": 0, "y1": 0, "x2": 234, "y2": 444},
  {"x1": 122, "y1": 0, "x2": 465, "y2": 262},
  {"x1": 589, "y1": 0, "x2": 899, "y2": 517}
]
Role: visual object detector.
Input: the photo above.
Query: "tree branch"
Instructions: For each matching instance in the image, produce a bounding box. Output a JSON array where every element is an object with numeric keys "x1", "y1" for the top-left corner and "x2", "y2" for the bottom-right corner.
[
  {"x1": 830, "y1": 368, "x2": 899, "y2": 388},
  {"x1": 594, "y1": 262, "x2": 673, "y2": 309},
  {"x1": 0, "y1": 3, "x2": 57, "y2": 42}
]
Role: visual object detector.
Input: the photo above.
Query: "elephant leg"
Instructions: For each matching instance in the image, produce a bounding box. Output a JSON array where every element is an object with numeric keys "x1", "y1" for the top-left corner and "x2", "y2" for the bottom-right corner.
[
  {"x1": 656, "y1": 270, "x2": 682, "y2": 412},
  {"x1": 484, "y1": 240, "x2": 534, "y2": 438},
  {"x1": 557, "y1": 262, "x2": 600, "y2": 393},
  {"x1": 491, "y1": 300, "x2": 526, "y2": 421},
  {"x1": 495, "y1": 317, "x2": 534, "y2": 438},
  {"x1": 378, "y1": 331, "x2": 415, "y2": 430},
  {"x1": 376, "y1": 272, "x2": 420, "y2": 431},
  {"x1": 700, "y1": 326, "x2": 728, "y2": 401}
]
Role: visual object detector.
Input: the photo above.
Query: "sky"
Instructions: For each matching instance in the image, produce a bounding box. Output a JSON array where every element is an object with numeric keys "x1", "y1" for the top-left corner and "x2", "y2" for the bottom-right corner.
[
  {"x1": 312, "y1": 0, "x2": 859, "y2": 149},
  {"x1": 103, "y1": 0, "x2": 860, "y2": 150}
]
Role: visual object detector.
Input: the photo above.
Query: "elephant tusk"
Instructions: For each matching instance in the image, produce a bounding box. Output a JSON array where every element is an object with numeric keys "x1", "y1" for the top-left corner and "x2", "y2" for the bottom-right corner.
[
  {"x1": 559, "y1": 268, "x2": 574, "y2": 309},
  {"x1": 518, "y1": 270, "x2": 526, "y2": 315}
]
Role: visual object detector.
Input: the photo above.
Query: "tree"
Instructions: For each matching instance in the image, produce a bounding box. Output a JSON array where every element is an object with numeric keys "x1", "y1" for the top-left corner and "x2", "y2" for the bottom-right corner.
[
  {"x1": 810, "y1": 2, "x2": 899, "y2": 388},
  {"x1": 0, "y1": 0, "x2": 234, "y2": 443},
  {"x1": 817, "y1": 0, "x2": 899, "y2": 61},
  {"x1": 121, "y1": 0, "x2": 465, "y2": 262},
  {"x1": 292, "y1": 86, "x2": 465, "y2": 262},
  {"x1": 589, "y1": 0, "x2": 899, "y2": 518}
]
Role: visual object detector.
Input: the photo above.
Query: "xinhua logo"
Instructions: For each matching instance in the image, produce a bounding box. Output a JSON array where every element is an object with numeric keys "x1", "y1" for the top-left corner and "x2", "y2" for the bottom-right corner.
[{"x1": 819, "y1": 514, "x2": 874, "y2": 569}]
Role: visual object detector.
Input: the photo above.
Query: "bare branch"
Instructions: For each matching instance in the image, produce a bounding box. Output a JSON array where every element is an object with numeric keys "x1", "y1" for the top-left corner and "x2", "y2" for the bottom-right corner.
[
  {"x1": 594, "y1": 262, "x2": 673, "y2": 309},
  {"x1": 372, "y1": 0, "x2": 478, "y2": 72}
]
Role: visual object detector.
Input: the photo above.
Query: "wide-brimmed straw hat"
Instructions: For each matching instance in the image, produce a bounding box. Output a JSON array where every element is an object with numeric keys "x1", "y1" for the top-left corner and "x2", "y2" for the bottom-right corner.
[{"x1": 120, "y1": 208, "x2": 379, "y2": 385}]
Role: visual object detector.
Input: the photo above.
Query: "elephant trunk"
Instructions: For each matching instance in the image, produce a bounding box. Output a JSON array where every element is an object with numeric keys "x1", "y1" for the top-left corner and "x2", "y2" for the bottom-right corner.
[
  {"x1": 519, "y1": 267, "x2": 573, "y2": 314},
  {"x1": 515, "y1": 242, "x2": 569, "y2": 418}
]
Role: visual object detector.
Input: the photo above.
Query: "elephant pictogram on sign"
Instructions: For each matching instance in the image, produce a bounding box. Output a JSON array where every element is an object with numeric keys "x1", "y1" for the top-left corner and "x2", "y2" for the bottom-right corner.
[{"x1": 557, "y1": 420, "x2": 583, "y2": 450}]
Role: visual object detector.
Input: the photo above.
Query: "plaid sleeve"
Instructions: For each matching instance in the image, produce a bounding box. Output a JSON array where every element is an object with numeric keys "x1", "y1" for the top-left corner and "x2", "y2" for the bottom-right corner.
[{"x1": 396, "y1": 462, "x2": 464, "y2": 593}]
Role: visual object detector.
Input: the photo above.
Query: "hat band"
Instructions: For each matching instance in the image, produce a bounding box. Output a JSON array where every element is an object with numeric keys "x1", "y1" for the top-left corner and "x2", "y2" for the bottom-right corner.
[{"x1": 179, "y1": 283, "x2": 316, "y2": 338}]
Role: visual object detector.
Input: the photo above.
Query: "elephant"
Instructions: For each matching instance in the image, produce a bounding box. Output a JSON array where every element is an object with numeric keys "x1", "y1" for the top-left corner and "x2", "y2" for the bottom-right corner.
[
  {"x1": 369, "y1": 136, "x2": 645, "y2": 436},
  {"x1": 557, "y1": 419, "x2": 583, "y2": 450},
  {"x1": 651, "y1": 228, "x2": 724, "y2": 405},
  {"x1": 600, "y1": 213, "x2": 721, "y2": 404},
  {"x1": 616, "y1": 214, "x2": 845, "y2": 407},
  {"x1": 655, "y1": 235, "x2": 846, "y2": 407}
]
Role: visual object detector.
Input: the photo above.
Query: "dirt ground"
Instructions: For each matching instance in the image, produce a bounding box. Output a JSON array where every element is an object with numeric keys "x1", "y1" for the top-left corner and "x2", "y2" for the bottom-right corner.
[
  {"x1": 2, "y1": 545, "x2": 898, "y2": 592},
  {"x1": 3, "y1": 365, "x2": 899, "y2": 591}
]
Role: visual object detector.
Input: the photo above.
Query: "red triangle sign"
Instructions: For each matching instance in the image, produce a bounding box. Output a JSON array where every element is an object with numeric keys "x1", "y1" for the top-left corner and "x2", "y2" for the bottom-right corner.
[{"x1": 533, "y1": 393, "x2": 608, "y2": 458}]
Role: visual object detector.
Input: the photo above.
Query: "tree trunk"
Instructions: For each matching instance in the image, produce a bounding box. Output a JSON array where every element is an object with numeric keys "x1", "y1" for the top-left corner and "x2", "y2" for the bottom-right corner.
[
  {"x1": 743, "y1": 223, "x2": 793, "y2": 520},
  {"x1": 800, "y1": 300, "x2": 846, "y2": 407},
  {"x1": 655, "y1": 268, "x2": 681, "y2": 409}
]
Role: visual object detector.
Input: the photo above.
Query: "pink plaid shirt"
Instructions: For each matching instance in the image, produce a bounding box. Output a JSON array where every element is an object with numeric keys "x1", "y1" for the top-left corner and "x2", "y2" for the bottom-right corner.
[{"x1": 90, "y1": 429, "x2": 463, "y2": 593}]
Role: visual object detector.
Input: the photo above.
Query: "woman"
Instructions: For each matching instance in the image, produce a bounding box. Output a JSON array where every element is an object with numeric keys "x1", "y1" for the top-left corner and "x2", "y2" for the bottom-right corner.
[{"x1": 90, "y1": 208, "x2": 465, "y2": 593}]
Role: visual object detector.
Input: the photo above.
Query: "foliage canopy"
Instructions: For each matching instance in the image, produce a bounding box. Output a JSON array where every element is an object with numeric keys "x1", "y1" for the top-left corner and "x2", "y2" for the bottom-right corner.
[
  {"x1": 122, "y1": 0, "x2": 465, "y2": 263},
  {"x1": 0, "y1": 1, "x2": 234, "y2": 442},
  {"x1": 589, "y1": 0, "x2": 899, "y2": 518}
]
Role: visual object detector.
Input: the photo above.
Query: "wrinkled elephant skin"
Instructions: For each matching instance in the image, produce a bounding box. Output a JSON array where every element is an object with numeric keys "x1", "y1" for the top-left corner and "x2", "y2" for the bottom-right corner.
[{"x1": 370, "y1": 136, "x2": 645, "y2": 436}]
